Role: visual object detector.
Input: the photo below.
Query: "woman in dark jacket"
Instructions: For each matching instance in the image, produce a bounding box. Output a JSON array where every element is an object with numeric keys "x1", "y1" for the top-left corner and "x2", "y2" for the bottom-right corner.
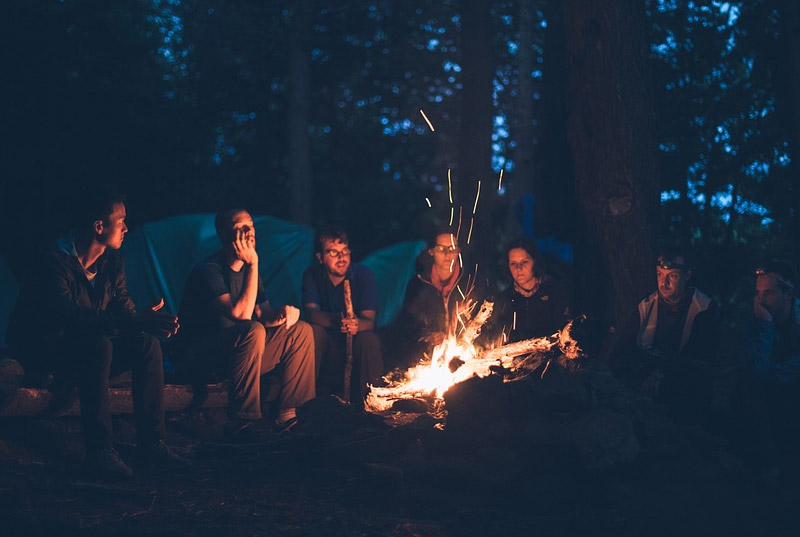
[
  {"x1": 484, "y1": 238, "x2": 571, "y2": 345},
  {"x1": 386, "y1": 230, "x2": 484, "y2": 365}
]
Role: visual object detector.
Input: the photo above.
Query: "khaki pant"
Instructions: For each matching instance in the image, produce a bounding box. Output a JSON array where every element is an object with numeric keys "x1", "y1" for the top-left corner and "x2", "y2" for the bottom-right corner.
[{"x1": 177, "y1": 320, "x2": 315, "y2": 420}]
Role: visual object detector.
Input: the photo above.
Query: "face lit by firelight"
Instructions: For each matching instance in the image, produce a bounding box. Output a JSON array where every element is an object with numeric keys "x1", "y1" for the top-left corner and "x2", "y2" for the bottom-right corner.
[
  {"x1": 508, "y1": 247, "x2": 536, "y2": 289},
  {"x1": 429, "y1": 233, "x2": 459, "y2": 275}
]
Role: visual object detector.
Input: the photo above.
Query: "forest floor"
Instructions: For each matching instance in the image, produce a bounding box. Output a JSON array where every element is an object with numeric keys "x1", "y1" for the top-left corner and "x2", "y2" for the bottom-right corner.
[{"x1": 2, "y1": 397, "x2": 799, "y2": 537}]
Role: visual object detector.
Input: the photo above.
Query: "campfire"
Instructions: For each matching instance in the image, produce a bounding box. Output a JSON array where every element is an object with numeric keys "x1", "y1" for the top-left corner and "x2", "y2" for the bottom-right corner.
[{"x1": 366, "y1": 301, "x2": 584, "y2": 412}]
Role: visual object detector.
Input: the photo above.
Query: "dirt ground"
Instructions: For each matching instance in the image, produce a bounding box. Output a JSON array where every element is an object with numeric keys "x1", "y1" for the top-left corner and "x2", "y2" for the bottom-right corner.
[{"x1": 2, "y1": 400, "x2": 800, "y2": 537}]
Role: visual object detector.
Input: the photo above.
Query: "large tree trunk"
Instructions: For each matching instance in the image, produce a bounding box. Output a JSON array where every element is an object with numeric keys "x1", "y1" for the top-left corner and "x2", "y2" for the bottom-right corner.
[
  {"x1": 562, "y1": 1, "x2": 659, "y2": 333},
  {"x1": 288, "y1": 0, "x2": 313, "y2": 226},
  {"x1": 507, "y1": 0, "x2": 536, "y2": 240},
  {"x1": 457, "y1": 0, "x2": 495, "y2": 273}
]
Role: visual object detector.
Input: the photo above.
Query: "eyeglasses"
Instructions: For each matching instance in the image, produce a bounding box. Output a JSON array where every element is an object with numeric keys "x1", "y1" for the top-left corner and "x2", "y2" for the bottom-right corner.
[
  {"x1": 324, "y1": 248, "x2": 351, "y2": 259},
  {"x1": 431, "y1": 245, "x2": 459, "y2": 254},
  {"x1": 755, "y1": 268, "x2": 795, "y2": 290}
]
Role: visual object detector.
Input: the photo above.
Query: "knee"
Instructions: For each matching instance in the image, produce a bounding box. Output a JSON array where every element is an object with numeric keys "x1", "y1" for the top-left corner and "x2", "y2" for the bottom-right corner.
[
  {"x1": 354, "y1": 331, "x2": 381, "y2": 352},
  {"x1": 237, "y1": 321, "x2": 267, "y2": 349},
  {"x1": 291, "y1": 320, "x2": 313, "y2": 343},
  {"x1": 87, "y1": 336, "x2": 114, "y2": 364}
]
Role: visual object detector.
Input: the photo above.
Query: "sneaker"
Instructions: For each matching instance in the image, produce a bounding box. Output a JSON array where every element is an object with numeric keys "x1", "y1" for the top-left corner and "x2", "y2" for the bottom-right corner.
[
  {"x1": 223, "y1": 419, "x2": 265, "y2": 443},
  {"x1": 86, "y1": 448, "x2": 134, "y2": 480},
  {"x1": 140, "y1": 440, "x2": 192, "y2": 470},
  {"x1": 273, "y1": 415, "x2": 298, "y2": 434}
]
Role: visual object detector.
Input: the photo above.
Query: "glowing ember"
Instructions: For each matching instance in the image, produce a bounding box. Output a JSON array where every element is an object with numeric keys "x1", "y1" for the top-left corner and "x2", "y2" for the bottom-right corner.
[
  {"x1": 498, "y1": 169, "x2": 504, "y2": 191},
  {"x1": 419, "y1": 109, "x2": 435, "y2": 131},
  {"x1": 425, "y1": 197, "x2": 432, "y2": 207}
]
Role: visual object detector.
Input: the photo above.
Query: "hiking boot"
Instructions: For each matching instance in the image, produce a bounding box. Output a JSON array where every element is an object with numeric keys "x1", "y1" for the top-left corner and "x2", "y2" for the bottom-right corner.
[
  {"x1": 140, "y1": 440, "x2": 192, "y2": 470},
  {"x1": 223, "y1": 419, "x2": 265, "y2": 443},
  {"x1": 86, "y1": 448, "x2": 134, "y2": 480}
]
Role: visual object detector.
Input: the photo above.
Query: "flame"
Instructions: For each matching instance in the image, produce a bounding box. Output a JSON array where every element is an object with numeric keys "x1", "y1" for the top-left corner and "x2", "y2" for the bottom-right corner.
[
  {"x1": 365, "y1": 315, "x2": 586, "y2": 413},
  {"x1": 366, "y1": 332, "x2": 496, "y2": 411}
]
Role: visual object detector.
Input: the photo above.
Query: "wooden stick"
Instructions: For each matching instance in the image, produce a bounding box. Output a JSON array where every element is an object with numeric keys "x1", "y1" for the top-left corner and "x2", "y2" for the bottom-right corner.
[{"x1": 342, "y1": 280, "x2": 355, "y2": 402}]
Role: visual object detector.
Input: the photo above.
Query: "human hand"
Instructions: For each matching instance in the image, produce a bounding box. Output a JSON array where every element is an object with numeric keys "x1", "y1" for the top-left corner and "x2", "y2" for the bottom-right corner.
[
  {"x1": 232, "y1": 228, "x2": 258, "y2": 265},
  {"x1": 340, "y1": 315, "x2": 359, "y2": 335},
  {"x1": 135, "y1": 298, "x2": 180, "y2": 337},
  {"x1": 754, "y1": 296, "x2": 773, "y2": 322},
  {"x1": 640, "y1": 370, "x2": 664, "y2": 398}
]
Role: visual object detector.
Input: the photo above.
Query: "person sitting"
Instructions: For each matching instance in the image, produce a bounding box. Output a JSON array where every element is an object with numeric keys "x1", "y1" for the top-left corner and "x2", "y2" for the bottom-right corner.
[
  {"x1": 612, "y1": 247, "x2": 718, "y2": 423},
  {"x1": 483, "y1": 238, "x2": 571, "y2": 346},
  {"x1": 388, "y1": 229, "x2": 484, "y2": 365},
  {"x1": 6, "y1": 190, "x2": 189, "y2": 479},
  {"x1": 173, "y1": 209, "x2": 315, "y2": 440},
  {"x1": 737, "y1": 260, "x2": 800, "y2": 481},
  {"x1": 302, "y1": 225, "x2": 383, "y2": 402}
]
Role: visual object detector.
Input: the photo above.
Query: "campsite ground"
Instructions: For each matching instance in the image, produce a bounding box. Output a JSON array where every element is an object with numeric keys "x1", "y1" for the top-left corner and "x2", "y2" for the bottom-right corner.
[{"x1": 2, "y1": 402, "x2": 800, "y2": 537}]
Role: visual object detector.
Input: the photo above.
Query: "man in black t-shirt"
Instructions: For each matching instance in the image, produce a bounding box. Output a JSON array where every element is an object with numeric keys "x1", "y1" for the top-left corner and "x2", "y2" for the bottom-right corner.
[{"x1": 175, "y1": 209, "x2": 315, "y2": 438}]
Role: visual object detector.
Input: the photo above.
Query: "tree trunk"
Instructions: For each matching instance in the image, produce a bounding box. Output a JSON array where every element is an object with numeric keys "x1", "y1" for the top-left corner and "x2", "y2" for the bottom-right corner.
[
  {"x1": 562, "y1": 0, "x2": 659, "y2": 332},
  {"x1": 508, "y1": 0, "x2": 535, "y2": 240},
  {"x1": 288, "y1": 0, "x2": 313, "y2": 226},
  {"x1": 457, "y1": 0, "x2": 495, "y2": 275}
]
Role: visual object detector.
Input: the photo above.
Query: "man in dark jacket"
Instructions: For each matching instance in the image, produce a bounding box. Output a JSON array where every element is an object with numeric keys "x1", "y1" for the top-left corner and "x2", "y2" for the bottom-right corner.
[
  {"x1": 612, "y1": 248, "x2": 719, "y2": 423},
  {"x1": 6, "y1": 191, "x2": 188, "y2": 479}
]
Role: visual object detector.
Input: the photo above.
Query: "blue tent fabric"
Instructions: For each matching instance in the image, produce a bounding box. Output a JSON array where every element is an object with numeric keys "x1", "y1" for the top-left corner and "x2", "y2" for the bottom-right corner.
[
  {"x1": 121, "y1": 214, "x2": 315, "y2": 315},
  {"x1": 361, "y1": 240, "x2": 426, "y2": 327},
  {"x1": 0, "y1": 258, "x2": 20, "y2": 347}
]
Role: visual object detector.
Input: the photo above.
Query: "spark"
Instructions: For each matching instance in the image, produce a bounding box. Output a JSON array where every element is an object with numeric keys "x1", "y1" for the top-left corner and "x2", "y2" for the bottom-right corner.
[
  {"x1": 513, "y1": 310, "x2": 517, "y2": 331},
  {"x1": 449, "y1": 258, "x2": 455, "y2": 273},
  {"x1": 425, "y1": 197, "x2": 432, "y2": 208},
  {"x1": 419, "y1": 109, "x2": 435, "y2": 131},
  {"x1": 466, "y1": 218, "x2": 474, "y2": 244},
  {"x1": 472, "y1": 181, "x2": 481, "y2": 214},
  {"x1": 474, "y1": 263, "x2": 479, "y2": 278},
  {"x1": 449, "y1": 233, "x2": 456, "y2": 249},
  {"x1": 457, "y1": 285, "x2": 465, "y2": 300},
  {"x1": 447, "y1": 169, "x2": 453, "y2": 204},
  {"x1": 456, "y1": 206, "x2": 463, "y2": 239},
  {"x1": 456, "y1": 310, "x2": 468, "y2": 332},
  {"x1": 502, "y1": 331, "x2": 508, "y2": 343},
  {"x1": 458, "y1": 252, "x2": 463, "y2": 267},
  {"x1": 449, "y1": 206, "x2": 454, "y2": 226},
  {"x1": 498, "y1": 169, "x2": 504, "y2": 191}
]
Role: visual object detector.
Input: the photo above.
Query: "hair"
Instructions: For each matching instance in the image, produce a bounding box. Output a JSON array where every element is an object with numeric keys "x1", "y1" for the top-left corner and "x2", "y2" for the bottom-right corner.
[
  {"x1": 214, "y1": 208, "x2": 250, "y2": 238},
  {"x1": 760, "y1": 259, "x2": 797, "y2": 294},
  {"x1": 77, "y1": 189, "x2": 126, "y2": 231},
  {"x1": 655, "y1": 244, "x2": 692, "y2": 270},
  {"x1": 315, "y1": 224, "x2": 349, "y2": 253},
  {"x1": 426, "y1": 227, "x2": 457, "y2": 249},
  {"x1": 506, "y1": 238, "x2": 544, "y2": 278}
]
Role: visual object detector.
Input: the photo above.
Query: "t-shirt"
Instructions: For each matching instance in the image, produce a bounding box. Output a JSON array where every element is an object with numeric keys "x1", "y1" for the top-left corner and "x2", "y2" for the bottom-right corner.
[
  {"x1": 176, "y1": 252, "x2": 267, "y2": 346},
  {"x1": 301, "y1": 263, "x2": 379, "y2": 318}
]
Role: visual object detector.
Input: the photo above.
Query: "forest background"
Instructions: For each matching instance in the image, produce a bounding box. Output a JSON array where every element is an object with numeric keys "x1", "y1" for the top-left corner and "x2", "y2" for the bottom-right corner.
[{"x1": 1, "y1": 0, "x2": 797, "y2": 346}]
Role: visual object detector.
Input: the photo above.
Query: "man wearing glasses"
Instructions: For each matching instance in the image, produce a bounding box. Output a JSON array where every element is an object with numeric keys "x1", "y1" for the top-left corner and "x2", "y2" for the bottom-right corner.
[
  {"x1": 612, "y1": 247, "x2": 718, "y2": 423},
  {"x1": 302, "y1": 225, "x2": 383, "y2": 403},
  {"x1": 740, "y1": 261, "x2": 800, "y2": 481},
  {"x1": 174, "y1": 209, "x2": 315, "y2": 440}
]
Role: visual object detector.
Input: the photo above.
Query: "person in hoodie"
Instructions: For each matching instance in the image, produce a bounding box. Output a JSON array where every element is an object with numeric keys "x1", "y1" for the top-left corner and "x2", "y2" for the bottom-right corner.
[
  {"x1": 388, "y1": 229, "x2": 485, "y2": 366},
  {"x1": 611, "y1": 247, "x2": 719, "y2": 423},
  {"x1": 6, "y1": 190, "x2": 189, "y2": 479}
]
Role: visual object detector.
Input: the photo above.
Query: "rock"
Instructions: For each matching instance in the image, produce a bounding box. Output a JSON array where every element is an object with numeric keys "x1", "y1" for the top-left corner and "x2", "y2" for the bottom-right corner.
[{"x1": 391, "y1": 398, "x2": 430, "y2": 413}]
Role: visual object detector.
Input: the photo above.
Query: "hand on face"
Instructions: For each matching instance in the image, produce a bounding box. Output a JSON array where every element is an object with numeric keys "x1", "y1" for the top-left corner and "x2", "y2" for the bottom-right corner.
[{"x1": 232, "y1": 227, "x2": 258, "y2": 265}]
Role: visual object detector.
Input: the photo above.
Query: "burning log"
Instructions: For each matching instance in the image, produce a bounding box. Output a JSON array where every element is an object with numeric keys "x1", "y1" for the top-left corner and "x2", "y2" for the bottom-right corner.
[
  {"x1": 460, "y1": 300, "x2": 493, "y2": 345},
  {"x1": 480, "y1": 334, "x2": 557, "y2": 366}
]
